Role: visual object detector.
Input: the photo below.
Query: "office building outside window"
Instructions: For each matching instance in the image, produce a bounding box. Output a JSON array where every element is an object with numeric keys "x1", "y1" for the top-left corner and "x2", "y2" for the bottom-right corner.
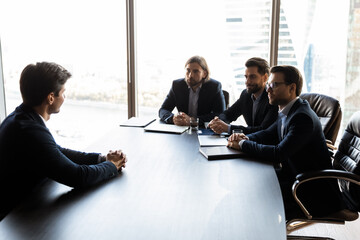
[{"x1": 280, "y1": 0, "x2": 358, "y2": 138}]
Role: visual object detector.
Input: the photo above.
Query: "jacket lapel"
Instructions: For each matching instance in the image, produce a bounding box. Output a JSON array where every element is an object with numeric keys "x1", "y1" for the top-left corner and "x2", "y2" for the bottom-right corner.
[
  {"x1": 282, "y1": 98, "x2": 302, "y2": 139},
  {"x1": 253, "y1": 89, "x2": 268, "y2": 124},
  {"x1": 277, "y1": 116, "x2": 283, "y2": 141}
]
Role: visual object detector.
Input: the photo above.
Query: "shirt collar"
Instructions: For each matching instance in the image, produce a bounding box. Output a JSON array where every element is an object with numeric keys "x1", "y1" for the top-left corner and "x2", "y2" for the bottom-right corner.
[
  {"x1": 188, "y1": 83, "x2": 202, "y2": 92},
  {"x1": 252, "y1": 88, "x2": 265, "y2": 100},
  {"x1": 279, "y1": 97, "x2": 299, "y2": 116},
  {"x1": 185, "y1": 78, "x2": 203, "y2": 91},
  {"x1": 251, "y1": 93, "x2": 261, "y2": 103},
  {"x1": 38, "y1": 114, "x2": 47, "y2": 126}
]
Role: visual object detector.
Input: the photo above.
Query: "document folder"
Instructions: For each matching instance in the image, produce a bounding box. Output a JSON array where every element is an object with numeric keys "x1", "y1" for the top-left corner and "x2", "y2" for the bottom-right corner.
[{"x1": 199, "y1": 146, "x2": 245, "y2": 160}]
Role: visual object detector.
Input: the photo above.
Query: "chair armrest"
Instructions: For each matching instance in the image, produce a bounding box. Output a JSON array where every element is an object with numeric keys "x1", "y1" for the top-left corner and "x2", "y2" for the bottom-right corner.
[
  {"x1": 325, "y1": 140, "x2": 337, "y2": 157},
  {"x1": 296, "y1": 169, "x2": 360, "y2": 184},
  {"x1": 292, "y1": 169, "x2": 360, "y2": 219},
  {"x1": 326, "y1": 142, "x2": 337, "y2": 150}
]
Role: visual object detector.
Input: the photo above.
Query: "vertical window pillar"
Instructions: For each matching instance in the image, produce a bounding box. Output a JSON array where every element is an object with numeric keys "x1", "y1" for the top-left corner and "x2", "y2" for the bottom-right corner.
[
  {"x1": 270, "y1": 0, "x2": 281, "y2": 67},
  {"x1": 0, "y1": 38, "x2": 6, "y2": 122},
  {"x1": 126, "y1": 0, "x2": 137, "y2": 118}
]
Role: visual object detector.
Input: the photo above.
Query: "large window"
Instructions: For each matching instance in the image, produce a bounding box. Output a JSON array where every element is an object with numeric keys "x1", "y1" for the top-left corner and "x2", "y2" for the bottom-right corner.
[
  {"x1": 1, "y1": 0, "x2": 358, "y2": 146},
  {"x1": 280, "y1": 0, "x2": 358, "y2": 137},
  {"x1": 136, "y1": 0, "x2": 272, "y2": 117},
  {"x1": 0, "y1": 0, "x2": 127, "y2": 150}
]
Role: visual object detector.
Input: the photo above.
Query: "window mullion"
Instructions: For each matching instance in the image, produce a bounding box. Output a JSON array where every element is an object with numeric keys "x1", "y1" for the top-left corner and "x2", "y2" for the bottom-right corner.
[
  {"x1": 126, "y1": 0, "x2": 137, "y2": 118},
  {"x1": 270, "y1": 0, "x2": 281, "y2": 67},
  {"x1": 0, "y1": 38, "x2": 6, "y2": 123}
]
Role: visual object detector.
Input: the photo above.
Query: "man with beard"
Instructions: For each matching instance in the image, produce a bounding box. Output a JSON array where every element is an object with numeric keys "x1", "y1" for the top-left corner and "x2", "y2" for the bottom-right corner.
[
  {"x1": 227, "y1": 65, "x2": 344, "y2": 219},
  {"x1": 159, "y1": 55, "x2": 225, "y2": 127},
  {"x1": 208, "y1": 57, "x2": 278, "y2": 134}
]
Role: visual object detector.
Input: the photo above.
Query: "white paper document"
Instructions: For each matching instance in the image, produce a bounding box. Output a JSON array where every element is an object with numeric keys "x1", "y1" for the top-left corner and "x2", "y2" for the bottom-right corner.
[
  {"x1": 197, "y1": 135, "x2": 228, "y2": 146},
  {"x1": 120, "y1": 117, "x2": 156, "y2": 127},
  {"x1": 144, "y1": 122, "x2": 189, "y2": 134}
]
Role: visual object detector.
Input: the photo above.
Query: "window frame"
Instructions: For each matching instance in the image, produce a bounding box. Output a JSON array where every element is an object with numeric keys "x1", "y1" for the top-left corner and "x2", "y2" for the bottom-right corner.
[
  {"x1": 0, "y1": 0, "x2": 281, "y2": 119},
  {"x1": 0, "y1": 39, "x2": 6, "y2": 122}
]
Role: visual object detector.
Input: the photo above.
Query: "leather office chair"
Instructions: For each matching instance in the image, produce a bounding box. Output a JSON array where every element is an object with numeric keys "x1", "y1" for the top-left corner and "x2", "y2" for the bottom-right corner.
[
  {"x1": 287, "y1": 111, "x2": 360, "y2": 240},
  {"x1": 222, "y1": 90, "x2": 230, "y2": 109},
  {"x1": 299, "y1": 93, "x2": 342, "y2": 145}
]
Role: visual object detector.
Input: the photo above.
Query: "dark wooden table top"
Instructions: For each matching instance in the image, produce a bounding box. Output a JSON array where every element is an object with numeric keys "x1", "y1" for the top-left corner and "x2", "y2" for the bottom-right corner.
[{"x1": 0, "y1": 126, "x2": 286, "y2": 240}]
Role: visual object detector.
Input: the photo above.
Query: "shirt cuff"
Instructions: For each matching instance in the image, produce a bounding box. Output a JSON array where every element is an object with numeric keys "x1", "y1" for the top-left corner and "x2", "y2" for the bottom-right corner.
[
  {"x1": 165, "y1": 114, "x2": 174, "y2": 124},
  {"x1": 98, "y1": 154, "x2": 106, "y2": 163}
]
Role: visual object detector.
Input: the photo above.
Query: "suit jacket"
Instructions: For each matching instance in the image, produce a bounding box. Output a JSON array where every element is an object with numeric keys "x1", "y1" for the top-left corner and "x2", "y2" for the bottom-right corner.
[
  {"x1": 242, "y1": 98, "x2": 344, "y2": 217},
  {"x1": 159, "y1": 78, "x2": 225, "y2": 126},
  {"x1": 0, "y1": 104, "x2": 118, "y2": 218},
  {"x1": 219, "y1": 89, "x2": 278, "y2": 134}
]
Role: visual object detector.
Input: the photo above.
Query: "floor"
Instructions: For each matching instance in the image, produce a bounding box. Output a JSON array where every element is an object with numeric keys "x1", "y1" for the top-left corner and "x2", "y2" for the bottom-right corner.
[{"x1": 288, "y1": 217, "x2": 360, "y2": 239}]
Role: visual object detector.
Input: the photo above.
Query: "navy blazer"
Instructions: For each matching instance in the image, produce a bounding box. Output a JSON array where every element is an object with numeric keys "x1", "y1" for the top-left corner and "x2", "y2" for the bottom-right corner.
[
  {"x1": 0, "y1": 104, "x2": 118, "y2": 218},
  {"x1": 218, "y1": 89, "x2": 278, "y2": 134},
  {"x1": 159, "y1": 78, "x2": 226, "y2": 126},
  {"x1": 242, "y1": 98, "x2": 344, "y2": 217}
]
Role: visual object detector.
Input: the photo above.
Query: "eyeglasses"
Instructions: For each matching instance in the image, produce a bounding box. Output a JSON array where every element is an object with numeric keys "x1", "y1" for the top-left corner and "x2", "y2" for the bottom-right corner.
[{"x1": 266, "y1": 82, "x2": 288, "y2": 91}]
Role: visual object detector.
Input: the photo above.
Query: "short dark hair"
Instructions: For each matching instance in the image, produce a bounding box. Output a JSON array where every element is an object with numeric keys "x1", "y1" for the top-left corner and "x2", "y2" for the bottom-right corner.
[
  {"x1": 270, "y1": 65, "x2": 303, "y2": 96},
  {"x1": 184, "y1": 55, "x2": 210, "y2": 81},
  {"x1": 245, "y1": 57, "x2": 270, "y2": 76},
  {"x1": 20, "y1": 62, "x2": 72, "y2": 107}
]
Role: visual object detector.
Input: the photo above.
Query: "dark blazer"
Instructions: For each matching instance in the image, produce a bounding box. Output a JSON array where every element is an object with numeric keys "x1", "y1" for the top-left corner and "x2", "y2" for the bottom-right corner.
[
  {"x1": 159, "y1": 78, "x2": 225, "y2": 126},
  {"x1": 0, "y1": 104, "x2": 118, "y2": 218},
  {"x1": 219, "y1": 89, "x2": 278, "y2": 134},
  {"x1": 242, "y1": 98, "x2": 344, "y2": 217}
]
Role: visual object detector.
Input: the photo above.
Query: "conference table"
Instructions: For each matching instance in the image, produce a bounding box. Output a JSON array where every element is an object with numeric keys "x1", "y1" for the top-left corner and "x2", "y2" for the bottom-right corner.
[{"x1": 0, "y1": 124, "x2": 286, "y2": 240}]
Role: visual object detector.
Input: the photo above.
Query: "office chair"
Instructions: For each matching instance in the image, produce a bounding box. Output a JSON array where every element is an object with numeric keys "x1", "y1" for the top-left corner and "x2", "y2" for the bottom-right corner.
[
  {"x1": 287, "y1": 111, "x2": 360, "y2": 240},
  {"x1": 300, "y1": 93, "x2": 342, "y2": 145},
  {"x1": 222, "y1": 90, "x2": 230, "y2": 109}
]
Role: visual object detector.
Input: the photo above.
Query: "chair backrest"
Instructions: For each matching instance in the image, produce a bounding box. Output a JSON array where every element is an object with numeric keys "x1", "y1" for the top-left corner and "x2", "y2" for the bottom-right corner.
[
  {"x1": 333, "y1": 111, "x2": 360, "y2": 210},
  {"x1": 222, "y1": 90, "x2": 230, "y2": 109},
  {"x1": 300, "y1": 93, "x2": 342, "y2": 144}
]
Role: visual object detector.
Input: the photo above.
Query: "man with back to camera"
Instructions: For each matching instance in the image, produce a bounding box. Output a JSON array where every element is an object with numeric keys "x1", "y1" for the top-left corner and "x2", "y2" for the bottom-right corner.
[
  {"x1": 227, "y1": 65, "x2": 344, "y2": 219},
  {"x1": 0, "y1": 62, "x2": 127, "y2": 220},
  {"x1": 159, "y1": 55, "x2": 226, "y2": 127},
  {"x1": 208, "y1": 57, "x2": 278, "y2": 134}
]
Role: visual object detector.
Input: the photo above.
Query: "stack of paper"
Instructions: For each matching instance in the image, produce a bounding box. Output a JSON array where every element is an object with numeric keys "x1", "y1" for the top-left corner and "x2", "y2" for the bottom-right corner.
[{"x1": 198, "y1": 135, "x2": 244, "y2": 160}]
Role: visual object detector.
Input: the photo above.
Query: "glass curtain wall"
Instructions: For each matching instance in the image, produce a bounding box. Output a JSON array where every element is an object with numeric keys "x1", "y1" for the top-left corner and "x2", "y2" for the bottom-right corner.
[
  {"x1": 280, "y1": 0, "x2": 357, "y2": 138},
  {"x1": 345, "y1": 0, "x2": 360, "y2": 129},
  {"x1": 2, "y1": 0, "x2": 356, "y2": 145},
  {"x1": 136, "y1": 0, "x2": 272, "y2": 117},
  {"x1": 0, "y1": 0, "x2": 127, "y2": 150}
]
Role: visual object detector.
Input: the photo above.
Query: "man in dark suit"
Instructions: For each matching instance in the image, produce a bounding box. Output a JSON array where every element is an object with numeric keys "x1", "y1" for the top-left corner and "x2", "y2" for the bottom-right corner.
[
  {"x1": 228, "y1": 65, "x2": 344, "y2": 219},
  {"x1": 208, "y1": 57, "x2": 278, "y2": 134},
  {"x1": 159, "y1": 56, "x2": 225, "y2": 127},
  {"x1": 0, "y1": 62, "x2": 127, "y2": 220}
]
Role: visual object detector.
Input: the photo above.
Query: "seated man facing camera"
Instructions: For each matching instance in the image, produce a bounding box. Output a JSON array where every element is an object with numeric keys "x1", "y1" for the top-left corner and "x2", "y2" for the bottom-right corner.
[
  {"x1": 0, "y1": 62, "x2": 127, "y2": 220},
  {"x1": 228, "y1": 65, "x2": 344, "y2": 219},
  {"x1": 159, "y1": 56, "x2": 225, "y2": 127},
  {"x1": 208, "y1": 57, "x2": 278, "y2": 134}
]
